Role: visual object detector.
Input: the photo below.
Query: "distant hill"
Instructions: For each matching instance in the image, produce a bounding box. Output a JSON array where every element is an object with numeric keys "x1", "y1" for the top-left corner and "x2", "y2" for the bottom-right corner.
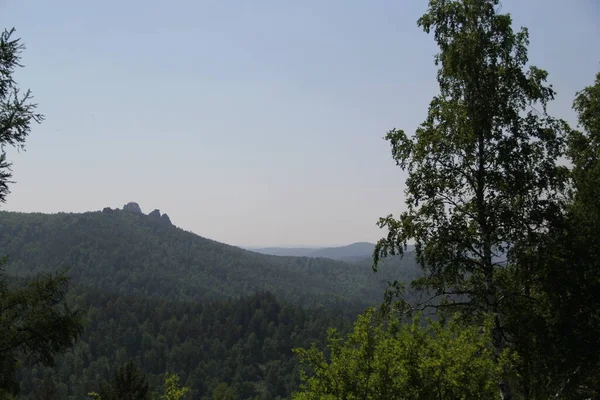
[
  {"x1": 311, "y1": 242, "x2": 376, "y2": 262},
  {"x1": 0, "y1": 205, "x2": 418, "y2": 311},
  {"x1": 249, "y1": 246, "x2": 319, "y2": 258},
  {"x1": 253, "y1": 242, "x2": 377, "y2": 263}
]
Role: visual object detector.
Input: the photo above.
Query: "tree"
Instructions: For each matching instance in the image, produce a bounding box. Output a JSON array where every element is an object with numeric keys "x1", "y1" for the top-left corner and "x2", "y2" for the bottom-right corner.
[
  {"x1": 0, "y1": 27, "x2": 83, "y2": 397},
  {"x1": 35, "y1": 374, "x2": 58, "y2": 400},
  {"x1": 162, "y1": 372, "x2": 189, "y2": 400},
  {"x1": 212, "y1": 382, "x2": 239, "y2": 400},
  {"x1": 0, "y1": 28, "x2": 44, "y2": 203},
  {"x1": 96, "y1": 361, "x2": 150, "y2": 400},
  {"x1": 569, "y1": 71, "x2": 600, "y2": 229},
  {"x1": 0, "y1": 262, "x2": 85, "y2": 396},
  {"x1": 293, "y1": 309, "x2": 506, "y2": 399},
  {"x1": 520, "y1": 71, "x2": 600, "y2": 398},
  {"x1": 373, "y1": 1, "x2": 568, "y2": 398}
]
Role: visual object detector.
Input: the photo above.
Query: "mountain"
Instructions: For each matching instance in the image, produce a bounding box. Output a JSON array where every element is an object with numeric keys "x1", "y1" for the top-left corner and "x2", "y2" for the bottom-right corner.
[
  {"x1": 253, "y1": 242, "x2": 377, "y2": 263},
  {"x1": 1, "y1": 204, "x2": 422, "y2": 399},
  {"x1": 0, "y1": 205, "x2": 416, "y2": 311},
  {"x1": 310, "y1": 242, "x2": 376, "y2": 262}
]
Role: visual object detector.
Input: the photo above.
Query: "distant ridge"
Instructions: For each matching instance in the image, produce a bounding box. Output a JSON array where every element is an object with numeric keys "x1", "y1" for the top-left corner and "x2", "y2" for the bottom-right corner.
[
  {"x1": 252, "y1": 242, "x2": 376, "y2": 263},
  {"x1": 0, "y1": 206, "x2": 417, "y2": 310}
]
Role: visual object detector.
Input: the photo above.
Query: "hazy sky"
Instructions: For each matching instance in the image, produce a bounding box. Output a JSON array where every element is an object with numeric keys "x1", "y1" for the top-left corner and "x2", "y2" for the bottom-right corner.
[{"x1": 1, "y1": 0, "x2": 598, "y2": 247}]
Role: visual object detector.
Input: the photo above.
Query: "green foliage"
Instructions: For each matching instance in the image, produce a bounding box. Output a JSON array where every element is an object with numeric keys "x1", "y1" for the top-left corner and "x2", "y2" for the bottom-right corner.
[
  {"x1": 0, "y1": 266, "x2": 85, "y2": 365},
  {"x1": 211, "y1": 382, "x2": 239, "y2": 400},
  {"x1": 0, "y1": 28, "x2": 44, "y2": 203},
  {"x1": 0, "y1": 27, "x2": 83, "y2": 398},
  {"x1": 513, "y1": 71, "x2": 600, "y2": 399},
  {"x1": 15, "y1": 290, "x2": 349, "y2": 399},
  {"x1": 374, "y1": 1, "x2": 569, "y2": 397},
  {"x1": 293, "y1": 309, "x2": 506, "y2": 399},
  {"x1": 96, "y1": 361, "x2": 150, "y2": 400},
  {"x1": 375, "y1": 0, "x2": 567, "y2": 310},
  {"x1": 570, "y1": 71, "x2": 600, "y2": 214},
  {"x1": 34, "y1": 374, "x2": 58, "y2": 400},
  {"x1": 161, "y1": 372, "x2": 189, "y2": 400},
  {"x1": 0, "y1": 259, "x2": 85, "y2": 396},
  {"x1": 572, "y1": 71, "x2": 600, "y2": 145}
]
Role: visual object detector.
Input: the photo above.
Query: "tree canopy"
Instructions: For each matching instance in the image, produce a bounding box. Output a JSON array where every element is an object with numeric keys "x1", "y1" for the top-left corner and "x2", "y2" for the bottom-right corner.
[
  {"x1": 369, "y1": 0, "x2": 595, "y2": 398},
  {"x1": 294, "y1": 309, "x2": 507, "y2": 400}
]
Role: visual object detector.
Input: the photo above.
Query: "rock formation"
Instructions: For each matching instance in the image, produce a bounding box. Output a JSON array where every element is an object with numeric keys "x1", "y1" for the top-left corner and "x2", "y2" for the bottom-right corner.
[
  {"x1": 148, "y1": 209, "x2": 161, "y2": 219},
  {"x1": 123, "y1": 202, "x2": 142, "y2": 214},
  {"x1": 161, "y1": 213, "x2": 172, "y2": 226}
]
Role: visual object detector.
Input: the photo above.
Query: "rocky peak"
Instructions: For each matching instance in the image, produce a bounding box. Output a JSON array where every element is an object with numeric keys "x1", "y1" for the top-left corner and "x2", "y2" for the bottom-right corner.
[
  {"x1": 148, "y1": 209, "x2": 161, "y2": 219},
  {"x1": 161, "y1": 213, "x2": 172, "y2": 226},
  {"x1": 123, "y1": 202, "x2": 142, "y2": 214}
]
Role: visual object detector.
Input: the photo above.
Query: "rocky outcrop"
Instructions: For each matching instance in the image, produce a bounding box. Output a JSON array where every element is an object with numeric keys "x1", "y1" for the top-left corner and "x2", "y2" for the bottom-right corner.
[
  {"x1": 161, "y1": 213, "x2": 172, "y2": 226},
  {"x1": 148, "y1": 209, "x2": 161, "y2": 219},
  {"x1": 105, "y1": 202, "x2": 172, "y2": 226},
  {"x1": 123, "y1": 202, "x2": 142, "y2": 214}
]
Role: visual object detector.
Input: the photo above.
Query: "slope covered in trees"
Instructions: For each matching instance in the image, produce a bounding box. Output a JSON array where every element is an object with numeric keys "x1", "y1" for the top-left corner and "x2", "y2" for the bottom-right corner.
[
  {"x1": 15, "y1": 288, "x2": 349, "y2": 400},
  {"x1": 0, "y1": 207, "x2": 418, "y2": 311}
]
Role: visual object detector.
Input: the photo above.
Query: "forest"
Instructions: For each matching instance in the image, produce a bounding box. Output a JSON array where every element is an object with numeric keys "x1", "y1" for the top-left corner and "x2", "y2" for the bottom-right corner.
[
  {"x1": 1, "y1": 0, "x2": 599, "y2": 399},
  {"x1": 0, "y1": 207, "x2": 417, "y2": 311},
  {"x1": 15, "y1": 290, "x2": 350, "y2": 399},
  {"x1": 0, "y1": 208, "x2": 420, "y2": 399}
]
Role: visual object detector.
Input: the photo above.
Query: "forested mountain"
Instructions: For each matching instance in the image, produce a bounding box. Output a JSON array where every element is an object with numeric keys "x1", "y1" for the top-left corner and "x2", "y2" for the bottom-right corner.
[
  {"x1": 0, "y1": 205, "x2": 418, "y2": 312},
  {"x1": 14, "y1": 288, "x2": 348, "y2": 400},
  {"x1": 253, "y1": 242, "x2": 377, "y2": 263},
  {"x1": 0, "y1": 204, "x2": 422, "y2": 399}
]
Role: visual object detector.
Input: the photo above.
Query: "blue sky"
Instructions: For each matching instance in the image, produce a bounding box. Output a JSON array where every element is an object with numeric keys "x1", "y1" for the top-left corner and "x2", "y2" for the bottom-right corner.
[{"x1": 1, "y1": 0, "x2": 598, "y2": 247}]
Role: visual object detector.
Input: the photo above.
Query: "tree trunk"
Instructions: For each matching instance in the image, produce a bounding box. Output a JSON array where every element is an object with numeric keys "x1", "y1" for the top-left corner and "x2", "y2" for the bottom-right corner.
[{"x1": 477, "y1": 129, "x2": 513, "y2": 400}]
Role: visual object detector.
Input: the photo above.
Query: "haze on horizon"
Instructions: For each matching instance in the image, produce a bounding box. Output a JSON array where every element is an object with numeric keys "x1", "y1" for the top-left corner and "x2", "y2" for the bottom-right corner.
[{"x1": 1, "y1": 0, "x2": 598, "y2": 248}]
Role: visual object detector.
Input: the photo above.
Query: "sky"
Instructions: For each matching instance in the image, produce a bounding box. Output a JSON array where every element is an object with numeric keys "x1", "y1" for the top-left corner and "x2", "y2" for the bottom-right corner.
[{"x1": 1, "y1": 0, "x2": 598, "y2": 247}]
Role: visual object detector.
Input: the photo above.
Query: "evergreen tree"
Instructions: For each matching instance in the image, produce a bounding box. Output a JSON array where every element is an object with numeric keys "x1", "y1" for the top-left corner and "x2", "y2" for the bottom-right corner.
[
  {"x1": 212, "y1": 382, "x2": 239, "y2": 400},
  {"x1": 0, "y1": 27, "x2": 84, "y2": 397},
  {"x1": 34, "y1": 374, "x2": 57, "y2": 400},
  {"x1": 97, "y1": 362, "x2": 150, "y2": 400},
  {"x1": 0, "y1": 28, "x2": 44, "y2": 203}
]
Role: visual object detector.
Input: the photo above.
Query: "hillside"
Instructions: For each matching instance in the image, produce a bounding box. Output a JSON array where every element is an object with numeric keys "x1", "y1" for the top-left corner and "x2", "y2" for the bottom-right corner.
[
  {"x1": 1, "y1": 204, "x2": 421, "y2": 399},
  {"x1": 16, "y1": 288, "x2": 349, "y2": 399},
  {"x1": 0, "y1": 205, "x2": 417, "y2": 311},
  {"x1": 253, "y1": 242, "x2": 377, "y2": 263}
]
